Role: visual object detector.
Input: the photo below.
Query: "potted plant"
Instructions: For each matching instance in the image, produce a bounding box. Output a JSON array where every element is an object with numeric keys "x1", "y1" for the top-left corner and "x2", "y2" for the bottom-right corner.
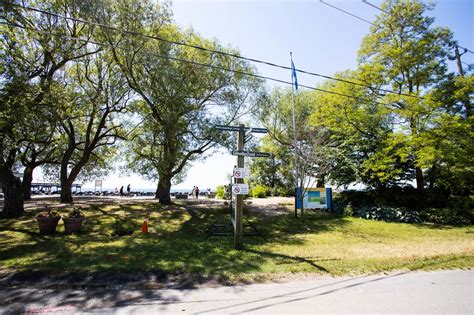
[
  {"x1": 36, "y1": 206, "x2": 61, "y2": 235},
  {"x1": 63, "y1": 208, "x2": 85, "y2": 234}
]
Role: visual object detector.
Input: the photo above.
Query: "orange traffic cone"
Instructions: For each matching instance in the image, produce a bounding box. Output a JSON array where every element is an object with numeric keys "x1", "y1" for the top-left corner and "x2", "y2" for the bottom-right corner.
[{"x1": 141, "y1": 219, "x2": 148, "y2": 233}]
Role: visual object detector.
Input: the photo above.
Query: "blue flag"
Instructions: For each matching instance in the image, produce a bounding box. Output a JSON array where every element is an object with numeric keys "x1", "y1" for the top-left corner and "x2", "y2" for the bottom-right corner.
[{"x1": 291, "y1": 59, "x2": 298, "y2": 90}]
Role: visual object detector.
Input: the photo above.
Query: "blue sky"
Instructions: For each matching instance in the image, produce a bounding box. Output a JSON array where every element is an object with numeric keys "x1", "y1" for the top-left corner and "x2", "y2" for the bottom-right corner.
[{"x1": 74, "y1": 0, "x2": 473, "y2": 191}]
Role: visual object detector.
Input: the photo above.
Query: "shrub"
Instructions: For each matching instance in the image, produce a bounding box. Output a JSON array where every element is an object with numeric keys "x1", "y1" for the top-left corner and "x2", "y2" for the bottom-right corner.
[
  {"x1": 343, "y1": 202, "x2": 354, "y2": 217},
  {"x1": 421, "y1": 207, "x2": 471, "y2": 225},
  {"x1": 251, "y1": 185, "x2": 269, "y2": 198},
  {"x1": 354, "y1": 206, "x2": 421, "y2": 223},
  {"x1": 37, "y1": 205, "x2": 60, "y2": 218},
  {"x1": 270, "y1": 186, "x2": 291, "y2": 197},
  {"x1": 68, "y1": 209, "x2": 84, "y2": 218},
  {"x1": 215, "y1": 185, "x2": 225, "y2": 199}
]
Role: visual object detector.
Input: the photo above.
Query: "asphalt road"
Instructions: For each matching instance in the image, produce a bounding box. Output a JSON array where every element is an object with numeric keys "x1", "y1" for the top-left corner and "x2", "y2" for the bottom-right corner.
[{"x1": 1, "y1": 270, "x2": 472, "y2": 314}]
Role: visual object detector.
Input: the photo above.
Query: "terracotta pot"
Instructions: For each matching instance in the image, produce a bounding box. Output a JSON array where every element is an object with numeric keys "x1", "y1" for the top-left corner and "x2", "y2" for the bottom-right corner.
[
  {"x1": 36, "y1": 216, "x2": 61, "y2": 235},
  {"x1": 63, "y1": 217, "x2": 85, "y2": 234}
]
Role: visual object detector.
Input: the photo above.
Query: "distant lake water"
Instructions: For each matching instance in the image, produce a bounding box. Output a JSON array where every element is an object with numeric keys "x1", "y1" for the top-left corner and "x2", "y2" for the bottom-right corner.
[{"x1": 81, "y1": 188, "x2": 206, "y2": 193}]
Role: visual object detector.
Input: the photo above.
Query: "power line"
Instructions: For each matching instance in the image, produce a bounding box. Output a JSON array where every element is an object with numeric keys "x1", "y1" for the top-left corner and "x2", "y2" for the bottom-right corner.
[
  {"x1": 360, "y1": 0, "x2": 474, "y2": 55},
  {"x1": 457, "y1": 45, "x2": 474, "y2": 55},
  {"x1": 361, "y1": 0, "x2": 388, "y2": 13},
  {"x1": 320, "y1": 0, "x2": 376, "y2": 26},
  {"x1": 2, "y1": 1, "x2": 426, "y2": 101},
  {"x1": 462, "y1": 61, "x2": 473, "y2": 70},
  {"x1": 3, "y1": 21, "x2": 392, "y2": 108}
]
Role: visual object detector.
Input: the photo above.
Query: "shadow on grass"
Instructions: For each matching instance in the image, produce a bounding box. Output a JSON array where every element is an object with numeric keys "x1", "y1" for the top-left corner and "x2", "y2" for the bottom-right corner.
[
  {"x1": 0, "y1": 199, "x2": 350, "y2": 288},
  {"x1": 245, "y1": 249, "x2": 330, "y2": 273}
]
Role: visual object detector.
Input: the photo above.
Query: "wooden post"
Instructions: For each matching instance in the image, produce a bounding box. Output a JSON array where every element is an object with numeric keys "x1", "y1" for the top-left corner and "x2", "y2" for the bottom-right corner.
[
  {"x1": 454, "y1": 46, "x2": 471, "y2": 117},
  {"x1": 234, "y1": 124, "x2": 245, "y2": 249},
  {"x1": 454, "y1": 46, "x2": 465, "y2": 77}
]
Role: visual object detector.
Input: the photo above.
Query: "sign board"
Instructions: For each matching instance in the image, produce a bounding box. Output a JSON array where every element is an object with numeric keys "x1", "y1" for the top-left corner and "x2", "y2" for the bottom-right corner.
[
  {"x1": 232, "y1": 150, "x2": 271, "y2": 158},
  {"x1": 215, "y1": 125, "x2": 268, "y2": 134},
  {"x1": 232, "y1": 184, "x2": 249, "y2": 195},
  {"x1": 215, "y1": 125, "x2": 244, "y2": 132},
  {"x1": 296, "y1": 188, "x2": 333, "y2": 210},
  {"x1": 233, "y1": 168, "x2": 250, "y2": 179},
  {"x1": 248, "y1": 127, "x2": 268, "y2": 134}
]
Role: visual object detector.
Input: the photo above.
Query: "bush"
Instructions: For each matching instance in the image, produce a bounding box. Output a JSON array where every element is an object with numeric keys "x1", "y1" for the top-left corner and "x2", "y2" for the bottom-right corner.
[
  {"x1": 270, "y1": 186, "x2": 291, "y2": 197},
  {"x1": 354, "y1": 206, "x2": 421, "y2": 223},
  {"x1": 330, "y1": 188, "x2": 472, "y2": 225},
  {"x1": 215, "y1": 185, "x2": 225, "y2": 199},
  {"x1": 421, "y1": 207, "x2": 471, "y2": 225},
  {"x1": 343, "y1": 202, "x2": 354, "y2": 217},
  {"x1": 251, "y1": 185, "x2": 269, "y2": 198}
]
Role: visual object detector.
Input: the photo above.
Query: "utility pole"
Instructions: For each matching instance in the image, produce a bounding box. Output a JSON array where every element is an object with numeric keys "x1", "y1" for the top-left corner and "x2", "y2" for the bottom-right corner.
[
  {"x1": 453, "y1": 46, "x2": 471, "y2": 117},
  {"x1": 234, "y1": 124, "x2": 245, "y2": 250},
  {"x1": 454, "y1": 46, "x2": 465, "y2": 77}
]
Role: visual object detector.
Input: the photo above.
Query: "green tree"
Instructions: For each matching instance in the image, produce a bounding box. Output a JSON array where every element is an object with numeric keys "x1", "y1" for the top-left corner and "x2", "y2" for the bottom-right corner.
[
  {"x1": 357, "y1": 0, "x2": 454, "y2": 206},
  {"x1": 55, "y1": 53, "x2": 129, "y2": 203},
  {"x1": 249, "y1": 136, "x2": 294, "y2": 195},
  {"x1": 258, "y1": 88, "x2": 337, "y2": 217},
  {"x1": 0, "y1": 0, "x2": 98, "y2": 216},
  {"x1": 104, "y1": 1, "x2": 262, "y2": 203},
  {"x1": 310, "y1": 73, "x2": 390, "y2": 190}
]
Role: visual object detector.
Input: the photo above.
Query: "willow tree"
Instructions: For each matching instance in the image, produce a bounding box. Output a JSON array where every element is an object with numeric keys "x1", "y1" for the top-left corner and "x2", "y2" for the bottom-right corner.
[
  {"x1": 0, "y1": 0, "x2": 98, "y2": 216},
  {"x1": 51, "y1": 52, "x2": 129, "y2": 203},
  {"x1": 103, "y1": 1, "x2": 262, "y2": 203}
]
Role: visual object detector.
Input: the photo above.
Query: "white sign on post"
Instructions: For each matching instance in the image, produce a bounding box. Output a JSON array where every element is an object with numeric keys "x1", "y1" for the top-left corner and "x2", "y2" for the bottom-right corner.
[
  {"x1": 233, "y1": 168, "x2": 250, "y2": 179},
  {"x1": 232, "y1": 184, "x2": 249, "y2": 195}
]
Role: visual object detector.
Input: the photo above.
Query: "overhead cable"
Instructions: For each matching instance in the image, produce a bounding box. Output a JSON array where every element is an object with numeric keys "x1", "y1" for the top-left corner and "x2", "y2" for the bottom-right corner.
[
  {"x1": 320, "y1": 0, "x2": 376, "y2": 26},
  {"x1": 2, "y1": 1, "x2": 426, "y2": 101},
  {"x1": 3, "y1": 21, "x2": 392, "y2": 107},
  {"x1": 361, "y1": 0, "x2": 388, "y2": 13}
]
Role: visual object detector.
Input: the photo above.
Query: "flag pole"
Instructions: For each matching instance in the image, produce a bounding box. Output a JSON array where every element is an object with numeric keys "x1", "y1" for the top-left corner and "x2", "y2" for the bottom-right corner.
[{"x1": 290, "y1": 52, "x2": 299, "y2": 218}]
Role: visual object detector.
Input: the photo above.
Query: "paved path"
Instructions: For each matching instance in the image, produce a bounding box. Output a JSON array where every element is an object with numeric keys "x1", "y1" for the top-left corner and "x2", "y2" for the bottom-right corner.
[{"x1": 1, "y1": 270, "x2": 472, "y2": 314}]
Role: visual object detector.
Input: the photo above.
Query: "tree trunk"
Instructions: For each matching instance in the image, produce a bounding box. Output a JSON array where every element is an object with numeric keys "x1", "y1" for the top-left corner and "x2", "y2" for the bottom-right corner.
[
  {"x1": 22, "y1": 166, "x2": 34, "y2": 200},
  {"x1": 60, "y1": 155, "x2": 74, "y2": 203},
  {"x1": 415, "y1": 167, "x2": 425, "y2": 209},
  {"x1": 60, "y1": 180, "x2": 73, "y2": 203},
  {"x1": 155, "y1": 175, "x2": 172, "y2": 204},
  {"x1": 0, "y1": 166, "x2": 24, "y2": 217},
  {"x1": 316, "y1": 175, "x2": 325, "y2": 188}
]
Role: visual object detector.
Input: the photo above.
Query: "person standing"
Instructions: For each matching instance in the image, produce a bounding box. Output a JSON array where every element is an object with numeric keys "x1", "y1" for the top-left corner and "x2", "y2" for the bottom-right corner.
[
  {"x1": 119, "y1": 186, "x2": 124, "y2": 196},
  {"x1": 127, "y1": 184, "x2": 131, "y2": 196},
  {"x1": 195, "y1": 186, "x2": 200, "y2": 199}
]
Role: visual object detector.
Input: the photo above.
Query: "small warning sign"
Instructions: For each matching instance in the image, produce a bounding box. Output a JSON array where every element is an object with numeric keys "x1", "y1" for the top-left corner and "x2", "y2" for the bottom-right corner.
[
  {"x1": 232, "y1": 184, "x2": 249, "y2": 195},
  {"x1": 233, "y1": 168, "x2": 250, "y2": 179}
]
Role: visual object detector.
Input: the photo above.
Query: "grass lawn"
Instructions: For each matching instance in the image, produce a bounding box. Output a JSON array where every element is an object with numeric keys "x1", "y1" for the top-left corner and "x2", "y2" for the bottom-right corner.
[{"x1": 0, "y1": 197, "x2": 473, "y2": 283}]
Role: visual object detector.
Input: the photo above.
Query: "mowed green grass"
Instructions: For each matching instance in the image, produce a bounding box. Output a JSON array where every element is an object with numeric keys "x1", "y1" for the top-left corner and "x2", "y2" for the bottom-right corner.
[{"x1": 0, "y1": 198, "x2": 472, "y2": 282}]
